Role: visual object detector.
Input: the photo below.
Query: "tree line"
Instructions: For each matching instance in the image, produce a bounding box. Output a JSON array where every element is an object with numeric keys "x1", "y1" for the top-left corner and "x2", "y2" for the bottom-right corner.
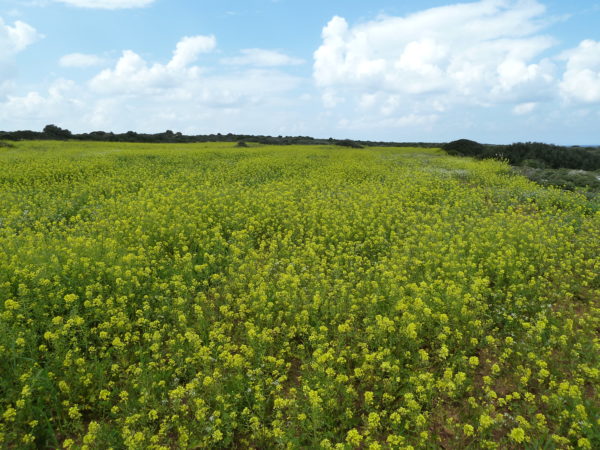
[{"x1": 0, "y1": 125, "x2": 438, "y2": 149}]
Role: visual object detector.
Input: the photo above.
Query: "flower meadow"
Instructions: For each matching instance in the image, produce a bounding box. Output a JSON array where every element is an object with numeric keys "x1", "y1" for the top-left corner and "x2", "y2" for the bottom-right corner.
[{"x1": 0, "y1": 141, "x2": 599, "y2": 449}]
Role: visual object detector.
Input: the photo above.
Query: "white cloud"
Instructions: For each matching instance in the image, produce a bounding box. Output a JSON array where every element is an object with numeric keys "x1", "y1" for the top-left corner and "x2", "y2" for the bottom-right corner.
[
  {"x1": 89, "y1": 35, "x2": 216, "y2": 95},
  {"x1": 0, "y1": 36, "x2": 304, "y2": 135},
  {"x1": 513, "y1": 102, "x2": 537, "y2": 115},
  {"x1": 1, "y1": 17, "x2": 42, "y2": 93},
  {"x1": 314, "y1": 0, "x2": 556, "y2": 109},
  {"x1": 88, "y1": 42, "x2": 300, "y2": 104},
  {"x1": 321, "y1": 91, "x2": 344, "y2": 108},
  {"x1": 84, "y1": 36, "x2": 304, "y2": 119},
  {"x1": 2, "y1": 69, "x2": 303, "y2": 133},
  {"x1": 0, "y1": 17, "x2": 42, "y2": 59},
  {"x1": 59, "y1": 53, "x2": 105, "y2": 68},
  {"x1": 168, "y1": 35, "x2": 216, "y2": 70},
  {"x1": 54, "y1": 0, "x2": 155, "y2": 9},
  {"x1": 560, "y1": 40, "x2": 600, "y2": 103},
  {"x1": 339, "y1": 113, "x2": 439, "y2": 130},
  {"x1": 222, "y1": 49, "x2": 304, "y2": 67},
  {"x1": 0, "y1": 79, "x2": 83, "y2": 126}
]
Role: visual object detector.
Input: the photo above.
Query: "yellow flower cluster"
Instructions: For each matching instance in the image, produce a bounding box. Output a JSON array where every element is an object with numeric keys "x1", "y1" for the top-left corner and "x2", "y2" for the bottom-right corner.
[{"x1": 0, "y1": 140, "x2": 598, "y2": 448}]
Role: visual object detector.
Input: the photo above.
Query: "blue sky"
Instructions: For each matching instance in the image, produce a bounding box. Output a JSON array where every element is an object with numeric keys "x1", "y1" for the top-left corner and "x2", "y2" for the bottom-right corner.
[{"x1": 1, "y1": 0, "x2": 599, "y2": 144}]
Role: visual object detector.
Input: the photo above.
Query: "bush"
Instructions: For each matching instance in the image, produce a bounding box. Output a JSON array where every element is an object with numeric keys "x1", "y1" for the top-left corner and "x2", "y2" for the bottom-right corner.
[
  {"x1": 442, "y1": 139, "x2": 485, "y2": 157},
  {"x1": 335, "y1": 139, "x2": 364, "y2": 149}
]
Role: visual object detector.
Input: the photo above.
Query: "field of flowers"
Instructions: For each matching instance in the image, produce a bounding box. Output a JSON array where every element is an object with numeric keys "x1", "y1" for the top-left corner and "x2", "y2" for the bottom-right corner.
[{"x1": 1, "y1": 141, "x2": 599, "y2": 449}]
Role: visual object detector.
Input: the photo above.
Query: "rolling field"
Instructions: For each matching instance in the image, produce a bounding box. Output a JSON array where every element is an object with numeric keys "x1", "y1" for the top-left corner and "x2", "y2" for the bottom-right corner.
[{"x1": 0, "y1": 141, "x2": 599, "y2": 448}]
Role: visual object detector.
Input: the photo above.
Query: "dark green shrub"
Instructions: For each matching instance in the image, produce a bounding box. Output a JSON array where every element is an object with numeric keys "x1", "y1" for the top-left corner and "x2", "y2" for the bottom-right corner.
[{"x1": 442, "y1": 139, "x2": 485, "y2": 157}]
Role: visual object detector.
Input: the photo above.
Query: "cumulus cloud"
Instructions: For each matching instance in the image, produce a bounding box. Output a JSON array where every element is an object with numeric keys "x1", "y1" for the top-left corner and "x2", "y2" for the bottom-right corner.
[
  {"x1": 168, "y1": 35, "x2": 216, "y2": 70},
  {"x1": 59, "y1": 53, "x2": 106, "y2": 68},
  {"x1": 560, "y1": 40, "x2": 600, "y2": 103},
  {"x1": 222, "y1": 49, "x2": 304, "y2": 67},
  {"x1": 0, "y1": 17, "x2": 42, "y2": 59},
  {"x1": 1, "y1": 36, "x2": 304, "y2": 134},
  {"x1": 88, "y1": 38, "x2": 300, "y2": 104},
  {"x1": 1, "y1": 17, "x2": 42, "y2": 93},
  {"x1": 54, "y1": 0, "x2": 155, "y2": 9},
  {"x1": 314, "y1": 0, "x2": 557, "y2": 110},
  {"x1": 89, "y1": 35, "x2": 217, "y2": 94},
  {"x1": 0, "y1": 79, "x2": 85, "y2": 130}
]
